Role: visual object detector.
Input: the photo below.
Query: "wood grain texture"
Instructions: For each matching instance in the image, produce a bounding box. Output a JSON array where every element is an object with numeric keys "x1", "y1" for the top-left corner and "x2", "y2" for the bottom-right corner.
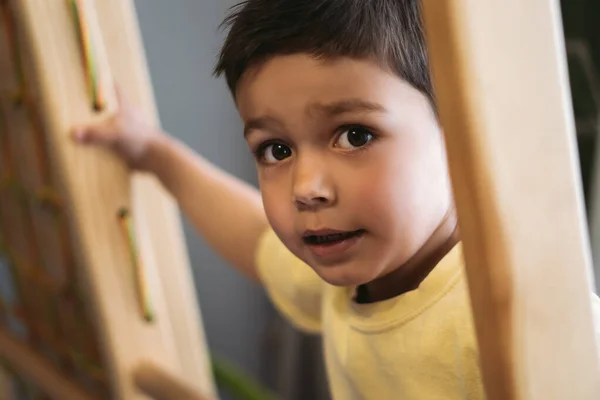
[{"x1": 421, "y1": 0, "x2": 600, "y2": 399}]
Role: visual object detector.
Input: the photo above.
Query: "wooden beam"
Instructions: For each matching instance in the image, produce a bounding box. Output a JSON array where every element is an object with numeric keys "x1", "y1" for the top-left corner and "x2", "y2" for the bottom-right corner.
[
  {"x1": 132, "y1": 362, "x2": 213, "y2": 400},
  {"x1": 421, "y1": 0, "x2": 600, "y2": 398},
  {"x1": 92, "y1": 1, "x2": 217, "y2": 395},
  {"x1": 0, "y1": 331, "x2": 93, "y2": 400}
]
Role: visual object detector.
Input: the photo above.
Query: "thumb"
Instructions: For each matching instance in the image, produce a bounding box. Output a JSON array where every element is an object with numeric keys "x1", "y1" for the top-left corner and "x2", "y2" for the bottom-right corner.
[{"x1": 71, "y1": 119, "x2": 118, "y2": 146}]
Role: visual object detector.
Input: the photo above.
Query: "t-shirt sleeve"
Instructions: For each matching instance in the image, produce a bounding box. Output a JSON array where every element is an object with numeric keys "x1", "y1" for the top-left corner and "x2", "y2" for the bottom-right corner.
[{"x1": 255, "y1": 227, "x2": 324, "y2": 334}]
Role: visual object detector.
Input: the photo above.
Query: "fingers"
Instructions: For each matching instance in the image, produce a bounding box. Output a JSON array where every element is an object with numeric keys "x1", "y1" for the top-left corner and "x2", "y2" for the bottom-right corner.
[
  {"x1": 70, "y1": 85, "x2": 134, "y2": 149},
  {"x1": 72, "y1": 83, "x2": 124, "y2": 145}
]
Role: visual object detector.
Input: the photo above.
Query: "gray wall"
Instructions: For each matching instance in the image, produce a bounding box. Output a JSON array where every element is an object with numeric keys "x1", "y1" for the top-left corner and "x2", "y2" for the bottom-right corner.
[{"x1": 133, "y1": 0, "x2": 277, "y2": 388}]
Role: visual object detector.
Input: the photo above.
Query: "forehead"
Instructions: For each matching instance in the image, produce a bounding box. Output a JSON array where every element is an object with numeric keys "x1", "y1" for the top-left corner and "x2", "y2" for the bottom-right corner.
[{"x1": 235, "y1": 54, "x2": 428, "y2": 121}]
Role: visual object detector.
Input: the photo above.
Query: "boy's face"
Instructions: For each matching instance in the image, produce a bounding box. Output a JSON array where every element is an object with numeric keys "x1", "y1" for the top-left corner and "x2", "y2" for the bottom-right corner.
[{"x1": 237, "y1": 54, "x2": 452, "y2": 287}]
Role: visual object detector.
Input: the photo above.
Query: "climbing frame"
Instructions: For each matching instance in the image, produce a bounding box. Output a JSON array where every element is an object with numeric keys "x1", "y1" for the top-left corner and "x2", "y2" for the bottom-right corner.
[
  {"x1": 0, "y1": 0, "x2": 215, "y2": 399},
  {"x1": 0, "y1": 1, "x2": 109, "y2": 397}
]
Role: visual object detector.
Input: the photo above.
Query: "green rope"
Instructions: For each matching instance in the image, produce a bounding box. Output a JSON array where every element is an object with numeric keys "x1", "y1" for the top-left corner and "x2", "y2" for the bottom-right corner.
[{"x1": 211, "y1": 356, "x2": 279, "y2": 400}]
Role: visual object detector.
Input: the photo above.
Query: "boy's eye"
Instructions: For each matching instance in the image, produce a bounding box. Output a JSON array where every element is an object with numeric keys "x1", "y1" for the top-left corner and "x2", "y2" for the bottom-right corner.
[
  {"x1": 262, "y1": 143, "x2": 292, "y2": 164},
  {"x1": 336, "y1": 126, "x2": 374, "y2": 149}
]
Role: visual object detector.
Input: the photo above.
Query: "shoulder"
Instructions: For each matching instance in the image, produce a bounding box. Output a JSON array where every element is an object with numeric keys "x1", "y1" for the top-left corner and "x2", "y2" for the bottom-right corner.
[{"x1": 255, "y1": 227, "x2": 325, "y2": 334}]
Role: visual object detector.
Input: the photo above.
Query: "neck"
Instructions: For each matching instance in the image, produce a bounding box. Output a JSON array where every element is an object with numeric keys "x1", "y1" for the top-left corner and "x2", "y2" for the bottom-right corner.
[{"x1": 362, "y1": 207, "x2": 460, "y2": 303}]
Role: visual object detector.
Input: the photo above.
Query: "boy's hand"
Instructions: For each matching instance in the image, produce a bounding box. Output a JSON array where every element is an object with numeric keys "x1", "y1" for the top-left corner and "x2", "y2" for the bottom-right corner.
[{"x1": 71, "y1": 87, "x2": 163, "y2": 171}]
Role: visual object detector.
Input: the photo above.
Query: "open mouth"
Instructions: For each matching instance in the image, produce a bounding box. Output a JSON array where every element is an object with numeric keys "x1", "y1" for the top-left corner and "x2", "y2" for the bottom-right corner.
[{"x1": 303, "y1": 229, "x2": 365, "y2": 246}]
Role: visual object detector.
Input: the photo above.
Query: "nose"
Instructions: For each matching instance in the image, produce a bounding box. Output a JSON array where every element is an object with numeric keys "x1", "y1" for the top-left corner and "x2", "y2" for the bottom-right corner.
[{"x1": 292, "y1": 156, "x2": 336, "y2": 211}]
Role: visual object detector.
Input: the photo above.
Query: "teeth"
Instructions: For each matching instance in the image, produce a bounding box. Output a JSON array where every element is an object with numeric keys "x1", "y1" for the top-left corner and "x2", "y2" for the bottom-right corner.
[
  {"x1": 306, "y1": 231, "x2": 360, "y2": 245},
  {"x1": 317, "y1": 233, "x2": 344, "y2": 244}
]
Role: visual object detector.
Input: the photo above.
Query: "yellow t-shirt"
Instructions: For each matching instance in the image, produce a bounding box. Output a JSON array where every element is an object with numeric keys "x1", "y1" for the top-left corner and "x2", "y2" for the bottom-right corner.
[{"x1": 255, "y1": 228, "x2": 600, "y2": 400}]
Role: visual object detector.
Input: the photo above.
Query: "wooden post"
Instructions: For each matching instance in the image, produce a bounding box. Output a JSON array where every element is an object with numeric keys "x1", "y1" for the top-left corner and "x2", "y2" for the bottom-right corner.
[
  {"x1": 132, "y1": 363, "x2": 213, "y2": 400},
  {"x1": 92, "y1": 0, "x2": 217, "y2": 394},
  {"x1": 421, "y1": 0, "x2": 600, "y2": 399}
]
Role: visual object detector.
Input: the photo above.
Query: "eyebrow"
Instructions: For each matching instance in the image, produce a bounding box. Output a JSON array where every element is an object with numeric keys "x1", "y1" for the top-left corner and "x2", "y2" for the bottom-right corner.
[
  {"x1": 308, "y1": 99, "x2": 387, "y2": 116},
  {"x1": 243, "y1": 99, "x2": 386, "y2": 138},
  {"x1": 243, "y1": 116, "x2": 284, "y2": 138}
]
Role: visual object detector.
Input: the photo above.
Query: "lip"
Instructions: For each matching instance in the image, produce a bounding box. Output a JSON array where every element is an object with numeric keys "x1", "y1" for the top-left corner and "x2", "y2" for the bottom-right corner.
[
  {"x1": 302, "y1": 228, "x2": 365, "y2": 260},
  {"x1": 303, "y1": 228, "x2": 350, "y2": 237}
]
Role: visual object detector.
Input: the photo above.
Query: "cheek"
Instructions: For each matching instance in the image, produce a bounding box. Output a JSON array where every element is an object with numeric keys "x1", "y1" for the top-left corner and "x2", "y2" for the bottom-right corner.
[
  {"x1": 259, "y1": 177, "x2": 294, "y2": 236},
  {"x1": 352, "y1": 138, "x2": 450, "y2": 243},
  {"x1": 350, "y1": 155, "x2": 410, "y2": 234}
]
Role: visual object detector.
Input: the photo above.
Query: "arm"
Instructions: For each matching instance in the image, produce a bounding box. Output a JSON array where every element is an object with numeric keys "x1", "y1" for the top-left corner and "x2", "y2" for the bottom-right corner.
[
  {"x1": 146, "y1": 134, "x2": 267, "y2": 281},
  {"x1": 72, "y1": 89, "x2": 267, "y2": 281}
]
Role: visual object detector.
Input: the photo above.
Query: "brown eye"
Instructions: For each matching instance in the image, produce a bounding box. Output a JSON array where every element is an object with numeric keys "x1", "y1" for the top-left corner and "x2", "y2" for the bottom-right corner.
[
  {"x1": 336, "y1": 126, "x2": 374, "y2": 149},
  {"x1": 263, "y1": 143, "x2": 292, "y2": 163}
]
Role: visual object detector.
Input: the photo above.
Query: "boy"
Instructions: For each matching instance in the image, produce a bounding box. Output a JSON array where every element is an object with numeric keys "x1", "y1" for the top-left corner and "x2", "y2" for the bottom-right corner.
[{"x1": 72, "y1": 0, "x2": 600, "y2": 399}]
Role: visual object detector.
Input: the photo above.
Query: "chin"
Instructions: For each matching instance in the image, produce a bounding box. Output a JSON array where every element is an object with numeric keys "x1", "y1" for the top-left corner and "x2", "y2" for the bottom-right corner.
[{"x1": 312, "y1": 261, "x2": 379, "y2": 287}]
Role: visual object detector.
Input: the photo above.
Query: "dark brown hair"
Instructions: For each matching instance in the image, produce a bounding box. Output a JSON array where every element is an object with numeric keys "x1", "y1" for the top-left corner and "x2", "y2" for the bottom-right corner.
[{"x1": 213, "y1": 0, "x2": 434, "y2": 105}]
